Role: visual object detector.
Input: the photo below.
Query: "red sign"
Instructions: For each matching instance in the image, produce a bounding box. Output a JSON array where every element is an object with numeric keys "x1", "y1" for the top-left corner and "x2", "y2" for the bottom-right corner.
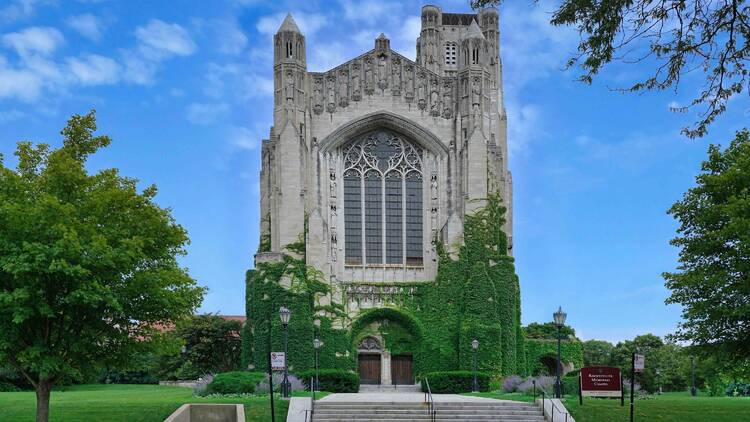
[{"x1": 581, "y1": 366, "x2": 622, "y2": 397}]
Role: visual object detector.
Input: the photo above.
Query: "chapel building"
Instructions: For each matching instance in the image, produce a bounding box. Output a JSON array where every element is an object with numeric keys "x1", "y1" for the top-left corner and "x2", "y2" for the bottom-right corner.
[{"x1": 249, "y1": 5, "x2": 524, "y2": 386}]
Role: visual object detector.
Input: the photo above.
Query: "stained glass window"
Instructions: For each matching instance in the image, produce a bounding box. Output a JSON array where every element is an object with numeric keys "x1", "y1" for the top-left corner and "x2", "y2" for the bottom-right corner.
[{"x1": 342, "y1": 130, "x2": 424, "y2": 267}]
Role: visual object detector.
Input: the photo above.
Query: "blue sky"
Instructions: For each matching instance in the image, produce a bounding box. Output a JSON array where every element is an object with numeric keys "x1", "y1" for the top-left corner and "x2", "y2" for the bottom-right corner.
[{"x1": 1, "y1": 0, "x2": 748, "y2": 344}]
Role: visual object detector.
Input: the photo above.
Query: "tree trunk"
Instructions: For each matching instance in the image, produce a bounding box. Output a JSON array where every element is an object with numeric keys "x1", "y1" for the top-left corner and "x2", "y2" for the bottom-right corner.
[{"x1": 35, "y1": 379, "x2": 53, "y2": 422}]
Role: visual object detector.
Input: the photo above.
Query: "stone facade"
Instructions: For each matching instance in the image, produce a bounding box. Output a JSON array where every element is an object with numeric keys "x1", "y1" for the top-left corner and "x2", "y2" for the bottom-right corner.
[
  {"x1": 258, "y1": 6, "x2": 512, "y2": 283},
  {"x1": 252, "y1": 5, "x2": 516, "y2": 383}
]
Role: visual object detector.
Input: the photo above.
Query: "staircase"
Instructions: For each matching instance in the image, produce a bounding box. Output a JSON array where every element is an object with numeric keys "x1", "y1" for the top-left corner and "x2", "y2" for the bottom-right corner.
[{"x1": 313, "y1": 400, "x2": 546, "y2": 421}]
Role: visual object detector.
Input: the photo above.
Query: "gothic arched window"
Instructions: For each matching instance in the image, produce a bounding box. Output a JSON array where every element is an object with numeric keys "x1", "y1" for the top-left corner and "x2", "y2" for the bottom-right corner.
[{"x1": 342, "y1": 130, "x2": 423, "y2": 267}]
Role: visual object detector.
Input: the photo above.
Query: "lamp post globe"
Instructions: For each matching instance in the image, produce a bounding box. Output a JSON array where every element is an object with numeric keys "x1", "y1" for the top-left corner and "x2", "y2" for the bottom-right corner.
[
  {"x1": 553, "y1": 306, "x2": 567, "y2": 398},
  {"x1": 471, "y1": 339, "x2": 479, "y2": 392},
  {"x1": 313, "y1": 338, "x2": 321, "y2": 391},
  {"x1": 279, "y1": 306, "x2": 291, "y2": 398}
]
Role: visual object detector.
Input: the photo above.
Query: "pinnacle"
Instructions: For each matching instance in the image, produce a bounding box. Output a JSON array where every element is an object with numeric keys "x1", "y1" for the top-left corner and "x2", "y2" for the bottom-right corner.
[
  {"x1": 467, "y1": 18, "x2": 485, "y2": 39},
  {"x1": 278, "y1": 13, "x2": 301, "y2": 33}
]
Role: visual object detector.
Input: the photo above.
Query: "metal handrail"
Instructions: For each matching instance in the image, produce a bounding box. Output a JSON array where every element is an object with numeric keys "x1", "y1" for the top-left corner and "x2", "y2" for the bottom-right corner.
[
  {"x1": 423, "y1": 378, "x2": 436, "y2": 422},
  {"x1": 540, "y1": 390, "x2": 570, "y2": 422},
  {"x1": 304, "y1": 377, "x2": 316, "y2": 422}
]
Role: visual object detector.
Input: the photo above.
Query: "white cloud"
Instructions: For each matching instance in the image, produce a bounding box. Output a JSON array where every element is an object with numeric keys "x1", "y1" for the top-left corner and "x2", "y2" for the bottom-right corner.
[
  {"x1": 229, "y1": 125, "x2": 261, "y2": 150},
  {"x1": 120, "y1": 49, "x2": 157, "y2": 85},
  {"x1": 216, "y1": 20, "x2": 248, "y2": 55},
  {"x1": 0, "y1": 0, "x2": 47, "y2": 23},
  {"x1": 186, "y1": 102, "x2": 229, "y2": 125},
  {"x1": 0, "y1": 109, "x2": 25, "y2": 123},
  {"x1": 0, "y1": 58, "x2": 43, "y2": 101},
  {"x1": 134, "y1": 19, "x2": 196, "y2": 59},
  {"x1": 204, "y1": 61, "x2": 273, "y2": 101},
  {"x1": 2, "y1": 26, "x2": 64, "y2": 57},
  {"x1": 120, "y1": 19, "x2": 196, "y2": 85},
  {"x1": 339, "y1": 0, "x2": 401, "y2": 22},
  {"x1": 506, "y1": 102, "x2": 543, "y2": 156},
  {"x1": 66, "y1": 54, "x2": 119, "y2": 85},
  {"x1": 66, "y1": 14, "x2": 105, "y2": 41}
]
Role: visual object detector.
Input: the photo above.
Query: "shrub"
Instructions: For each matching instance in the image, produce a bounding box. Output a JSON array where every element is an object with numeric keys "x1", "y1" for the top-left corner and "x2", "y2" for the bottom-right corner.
[
  {"x1": 206, "y1": 371, "x2": 266, "y2": 395},
  {"x1": 421, "y1": 371, "x2": 491, "y2": 393},
  {"x1": 562, "y1": 376, "x2": 580, "y2": 396},
  {"x1": 0, "y1": 381, "x2": 21, "y2": 392},
  {"x1": 502, "y1": 375, "x2": 523, "y2": 392},
  {"x1": 518, "y1": 376, "x2": 555, "y2": 395},
  {"x1": 726, "y1": 381, "x2": 750, "y2": 397},
  {"x1": 298, "y1": 369, "x2": 359, "y2": 393},
  {"x1": 256, "y1": 373, "x2": 305, "y2": 394},
  {"x1": 97, "y1": 369, "x2": 158, "y2": 385}
]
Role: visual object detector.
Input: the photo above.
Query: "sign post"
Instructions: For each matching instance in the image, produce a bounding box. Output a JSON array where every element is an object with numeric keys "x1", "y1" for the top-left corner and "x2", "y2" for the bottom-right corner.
[
  {"x1": 271, "y1": 352, "x2": 286, "y2": 371},
  {"x1": 267, "y1": 352, "x2": 275, "y2": 422},
  {"x1": 630, "y1": 354, "x2": 645, "y2": 422},
  {"x1": 580, "y1": 366, "x2": 623, "y2": 405}
]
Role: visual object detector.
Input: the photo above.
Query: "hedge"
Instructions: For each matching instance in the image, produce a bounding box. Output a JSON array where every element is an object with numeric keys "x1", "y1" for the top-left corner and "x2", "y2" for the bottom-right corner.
[
  {"x1": 421, "y1": 371, "x2": 491, "y2": 393},
  {"x1": 297, "y1": 369, "x2": 359, "y2": 393},
  {"x1": 206, "y1": 371, "x2": 266, "y2": 395}
]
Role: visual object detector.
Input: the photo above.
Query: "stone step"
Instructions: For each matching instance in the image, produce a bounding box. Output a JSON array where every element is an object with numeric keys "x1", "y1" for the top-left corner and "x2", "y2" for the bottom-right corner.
[
  {"x1": 315, "y1": 408, "x2": 542, "y2": 415},
  {"x1": 316, "y1": 404, "x2": 539, "y2": 411},
  {"x1": 313, "y1": 419, "x2": 545, "y2": 422}
]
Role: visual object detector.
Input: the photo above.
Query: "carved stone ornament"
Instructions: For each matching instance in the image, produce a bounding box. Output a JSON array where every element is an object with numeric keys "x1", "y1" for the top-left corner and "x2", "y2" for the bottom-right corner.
[
  {"x1": 313, "y1": 76, "x2": 324, "y2": 115},
  {"x1": 285, "y1": 71, "x2": 295, "y2": 105},
  {"x1": 338, "y1": 68, "x2": 349, "y2": 108},
  {"x1": 326, "y1": 74, "x2": 336, "y2": 113},
  {"x1": 417, "y1": 72, "x2": 426, "y2": 110},
  {"x1": 442, "y1": 80, "x2": 454, "y2": 119},
  {"x1": 404, "y1": 65, "x2": 414, "y2": 102},
  {"x1": 358, "y1": 336, "x2": 381, "y2": 351},
  {"x1": 391, "y1": 57, "x2": 401, "y2": 96},
  {"x1": 429, "y1": 78, "x2": 440, "y2": 117},
  {"x1": 377, "y1": 54, "x2": 388, "y2": 90},
  {"x1": 364, "y1": 56, "x2": 375, "y2": 95},
  {"x1": 351, "y1": 62, "x2": 362, "y2": 101}
]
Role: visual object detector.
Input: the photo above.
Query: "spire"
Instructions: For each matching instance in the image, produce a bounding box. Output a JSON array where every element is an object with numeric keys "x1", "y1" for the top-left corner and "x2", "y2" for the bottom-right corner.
[
  {"x1": 467, "y1": 18, "x2": 485, "y2": 39},
  {"x1": 278, "y1": 13, "x2": 301, "y2": 33}
]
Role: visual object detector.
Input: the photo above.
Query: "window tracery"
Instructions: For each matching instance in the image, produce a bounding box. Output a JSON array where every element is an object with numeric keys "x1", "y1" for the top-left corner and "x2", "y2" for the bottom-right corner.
[{"x1": 342, "y1": 131, "x2": 424, "y2": 267}]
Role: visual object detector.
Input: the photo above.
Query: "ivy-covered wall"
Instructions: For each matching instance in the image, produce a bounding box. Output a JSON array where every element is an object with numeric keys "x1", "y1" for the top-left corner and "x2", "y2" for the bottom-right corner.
[
  {"x1": 242, "y1": 195, "x2": 536, "y2": 378},
  {"x1": 525, "y1": 339, "x2": 584, "y2": 375}
]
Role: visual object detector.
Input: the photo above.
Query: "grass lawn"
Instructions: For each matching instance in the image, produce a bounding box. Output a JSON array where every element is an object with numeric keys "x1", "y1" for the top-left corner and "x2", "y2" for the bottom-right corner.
[
  {"x1": 564, "y1": 392, "x2": 750, "y2": 422},
  {"x1": 0, "y1": 384, "x2": 292, "y2": 422}
]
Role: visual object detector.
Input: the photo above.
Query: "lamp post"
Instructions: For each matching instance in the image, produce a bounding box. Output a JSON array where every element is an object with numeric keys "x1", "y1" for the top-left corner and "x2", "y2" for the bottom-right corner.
[
  {"x1": 471, "y1": 339, "x2": 479, "y2": 392},
  {"x1": 690, "y1": 356, "x2": 697, "y2": 396},
  {"x1": 279, "y1": 306, "x2": 291, "y2": 398},
  {"x1": 553, "y1": 306, "x2": 567, "y2": 399},
  {"x1": 313, "y1": 338, "x2": 321, "y2": 391}
]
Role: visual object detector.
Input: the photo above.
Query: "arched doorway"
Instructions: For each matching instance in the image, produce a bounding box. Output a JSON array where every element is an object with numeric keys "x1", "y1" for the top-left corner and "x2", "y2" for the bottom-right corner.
[{"x1": 350, "y1": 308, "x2": 423, "y2": 386}]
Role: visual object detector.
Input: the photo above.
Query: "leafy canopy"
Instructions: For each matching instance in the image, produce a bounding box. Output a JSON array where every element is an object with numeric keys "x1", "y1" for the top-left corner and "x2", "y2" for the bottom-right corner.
[
  {"x1": 471, "y1": 0, "x2": 749, "y2": 137},
  {"x1": 664, "y1": 129, "x2": 750, "y2": 363},
  {"x1": 0, "y1": 110, "x2": 204, "y2": 420}
]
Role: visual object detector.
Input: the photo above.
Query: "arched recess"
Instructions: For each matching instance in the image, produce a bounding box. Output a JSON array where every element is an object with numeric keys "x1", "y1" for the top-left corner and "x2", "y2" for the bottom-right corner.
[
  {"x1": 350, "y1": 307, "x2": 425, "y2": 346},
  {"x1": 319, "y1": 111, "x2": 449, "y2": 159}
]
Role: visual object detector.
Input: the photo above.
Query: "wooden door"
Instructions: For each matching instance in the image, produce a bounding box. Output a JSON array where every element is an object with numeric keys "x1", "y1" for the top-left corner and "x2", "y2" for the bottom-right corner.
[
  {"x1": 391, "y1": 355, "x2": 413, "y2": 385},
  {"x1": 358, "y1": 354, "x2": 381, "y2": 385}
]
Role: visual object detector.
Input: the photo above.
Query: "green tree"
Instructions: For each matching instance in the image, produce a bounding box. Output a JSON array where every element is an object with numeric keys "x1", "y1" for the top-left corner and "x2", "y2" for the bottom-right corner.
[
  {"x1": 523, "y1": 322, "x2": 576, "y2": 340},
  {"x1": 471, "y1": 0, "x2": 749, "y2": 137},
  {"x1": 664, "y1": 129, "x2": 750, "y2": 364},
  {"x1": 610, "y1": 334, "x2": 665, "y2": 393},
  {"x1": 0, "y1": 111, "x2": 205, "y2": 422},
  {"x1": 159, "y1": 314, "x2": 243, "y2": 379},
  {"x1": 582, "y1": 339, "x2": 614, "y2": 367}
]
